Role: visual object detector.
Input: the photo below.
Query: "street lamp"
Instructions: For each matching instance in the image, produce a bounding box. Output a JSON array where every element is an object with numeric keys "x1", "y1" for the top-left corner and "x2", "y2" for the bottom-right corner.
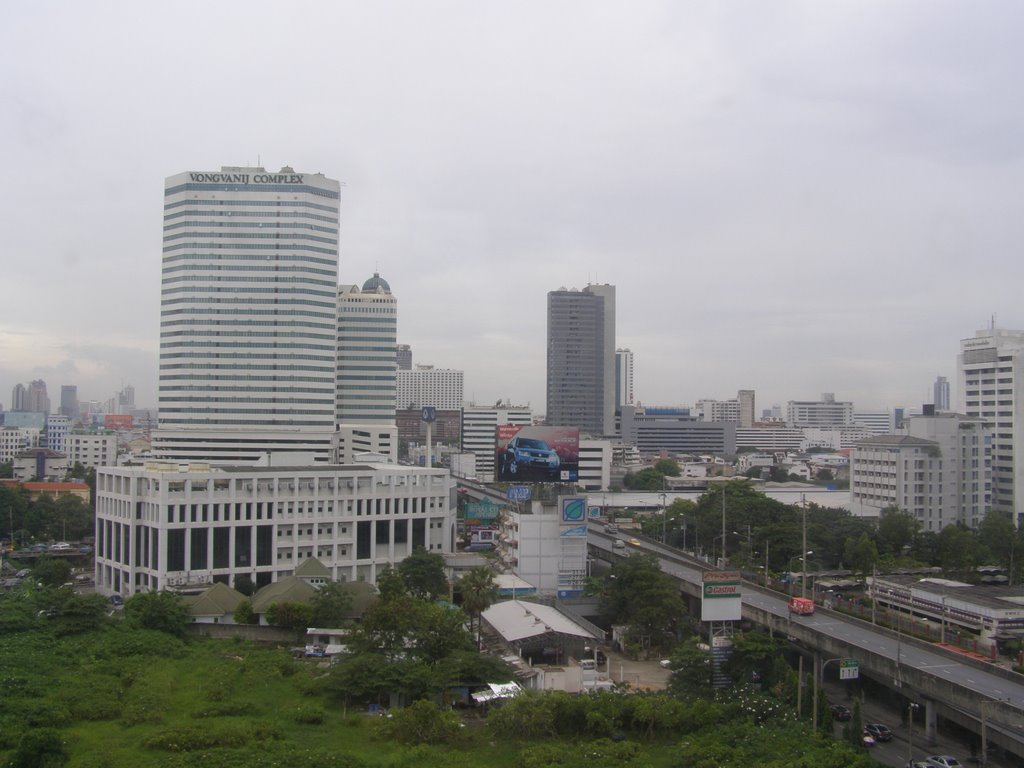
[
  {"x1": 907, "y1": 702, "x2": 920, "y2": 764},
  {"x1": 659, "y1": 492, "x2": 667, "y2": 544}
]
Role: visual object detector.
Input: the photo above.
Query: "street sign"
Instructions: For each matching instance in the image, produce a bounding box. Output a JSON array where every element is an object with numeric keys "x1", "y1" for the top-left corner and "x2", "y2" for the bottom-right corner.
[
  {"x1": 506, "y1": 485, "x2": 531, "y2": 502},
  {"x1": 839, "y1": 658, "x2": 859, "y2": 680}
]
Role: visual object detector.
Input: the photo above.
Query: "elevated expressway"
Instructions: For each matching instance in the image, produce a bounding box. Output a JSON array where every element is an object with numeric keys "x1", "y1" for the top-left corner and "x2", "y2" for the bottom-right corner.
[{"x1": 589, "y1": 529, "x2": 1024, "y2": 760}]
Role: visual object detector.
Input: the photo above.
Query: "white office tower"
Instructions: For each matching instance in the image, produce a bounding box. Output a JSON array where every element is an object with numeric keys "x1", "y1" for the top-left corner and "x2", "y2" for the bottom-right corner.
[
  {"x1": 396, "y1": 366, "x2": 464, "y2": 411},
  {"x1": 335, "y1": 274, "x2": 398, "y2": 463},
  {"x1": 958, "y1": 328, "x2": 1024, "y2": 526},
  {"x1": 154, "y1": 166, "x2": 341, "y2": 463},
  {"x1": 615, "y1": 349, "x2": 634, "y2": 408}
]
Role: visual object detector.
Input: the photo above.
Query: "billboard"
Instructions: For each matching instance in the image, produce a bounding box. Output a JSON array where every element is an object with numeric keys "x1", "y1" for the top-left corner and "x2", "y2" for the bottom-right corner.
[
  {"x1": 495, "y1": 425, "x2": 580, "y2": 483},
  {"x1": 700, "y1": 571, "x2": 743, "y2": 622}
]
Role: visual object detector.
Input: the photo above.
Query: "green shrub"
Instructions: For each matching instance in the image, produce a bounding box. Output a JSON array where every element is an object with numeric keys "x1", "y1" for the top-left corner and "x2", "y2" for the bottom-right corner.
[
  {"x1": 287, "y1": 703, "x2": 326, "y2": 724},
  {"x1": 142, "y1": 724, "x2": 251, "y2": 752},
  {"x1": 192, "y1": 701, "x2": 259, "y2": 718},
  {"x1": 376, "y1": 700, "x2": 464, "y2": 745},
  {"x1": 7, "y1": 727, "x2": 68, "y2": 768},
  {"x1": 121, "y1": 690, "x2": 167, "y2": 726}
]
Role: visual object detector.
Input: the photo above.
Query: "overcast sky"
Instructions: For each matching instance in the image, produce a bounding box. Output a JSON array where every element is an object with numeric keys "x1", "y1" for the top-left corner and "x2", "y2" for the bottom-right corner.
[{"x1": 2, "y1": 1, "x2": 1022, "y2": 416}]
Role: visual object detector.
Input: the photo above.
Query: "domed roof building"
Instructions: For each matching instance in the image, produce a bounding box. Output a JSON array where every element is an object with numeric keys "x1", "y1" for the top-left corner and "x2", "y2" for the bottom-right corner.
[{"x1": 361, "y1": 272, "x2": 391, "y2": 293}]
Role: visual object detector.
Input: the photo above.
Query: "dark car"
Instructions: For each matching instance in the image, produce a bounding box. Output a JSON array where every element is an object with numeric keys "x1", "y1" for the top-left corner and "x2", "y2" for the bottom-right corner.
[
  {"x1": 830, "y1": 704, "x2": 852, "y2": 722},
  {"x1": 501, "y1": 436, "x2": 560, "y2": 478},
  {"x1": 865, "y1": 723, "x2": 892, "y2": 742}
]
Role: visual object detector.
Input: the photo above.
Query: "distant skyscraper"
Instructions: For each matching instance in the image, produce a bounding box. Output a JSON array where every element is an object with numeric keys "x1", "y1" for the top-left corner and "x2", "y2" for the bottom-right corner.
[
  {"x1": 396, "y1": 344, "x2": 412, "y2": 371},
  {"x1": 26, "y1": 380, "x2": 49, "y2": 414},
  {"x1": 933, "y1": 375, "x2": 950, "y2": 412},
  {"x1": 546, "y1": 284, "x2": 615, "y2": 436},
  {"x1": 336, "y1": 273, "x2": 397, "y2": 425},
  {"x1": 59, "y1": 385, "x2": 79, "y2": 420},
  {"x1": 615, "y1": 348, "x2": 634, "y2": 407},
  {"x1": 118, "y1": 384, "x2": 135, "y2": 412},
  {"x1": 396, "y1": 366, "x2": 464, "y2": 410},
  {"x1": 11, "y1": 384, "x2": 26, "y2": 412},
  {"x1": 737, "y1": 389, "x2": 755, "y2": 428},
  {"x1": 959, "y1": 327, "x2": 1024, "y2": 525},
  {"x1": 153, "y1": 165, "x2": 341, "y2": 463}
]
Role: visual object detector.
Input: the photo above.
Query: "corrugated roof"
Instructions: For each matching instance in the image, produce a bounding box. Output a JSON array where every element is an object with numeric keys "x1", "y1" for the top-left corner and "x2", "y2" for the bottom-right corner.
[
  {"x1": 294, "y1": 557, "x2": 330, "y2": 578},
  {"x1": 251, "y1": 576, "x2": 317, "y2": 613},
  {"x1": 182, "y1": 582, "x2": 247, "y2": 617},
  {"x1": 481, "y1": 599, "x2": 598, "y2": 642}
]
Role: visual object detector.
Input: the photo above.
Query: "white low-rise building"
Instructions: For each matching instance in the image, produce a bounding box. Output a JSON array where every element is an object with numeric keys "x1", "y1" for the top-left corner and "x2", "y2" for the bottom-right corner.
[
  {"x1": 66, "y1": 431, "x2": 117, "y2": 469},
  {"x1": 94, "y1": 461, "x2": 455, "y2": 597}
]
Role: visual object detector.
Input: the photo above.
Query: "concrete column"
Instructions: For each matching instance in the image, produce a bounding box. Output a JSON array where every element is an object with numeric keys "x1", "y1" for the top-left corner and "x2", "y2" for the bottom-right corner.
[{"x1": 925, "y1": 698, "x2": 938, "y2": 745}]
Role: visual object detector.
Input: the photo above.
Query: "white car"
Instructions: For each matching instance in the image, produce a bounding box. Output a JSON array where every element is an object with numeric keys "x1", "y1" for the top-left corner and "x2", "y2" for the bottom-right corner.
[
  {"x1": 925, "y1": 757, "x2": 962, "y2": 768},
  {"x1": 659, "y1": 659, "x2": 672, "y2": 669}
]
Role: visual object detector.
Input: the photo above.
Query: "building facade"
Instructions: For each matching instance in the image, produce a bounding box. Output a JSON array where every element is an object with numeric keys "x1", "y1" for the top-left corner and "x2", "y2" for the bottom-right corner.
[
  {"x1": 94, "y1": 461, "x2": 455, "y2": 597},
  {"x1": 336, "y1": 273, "x2": 397, "y2": 428},
  {"x1": 958, "y1": 328, "x2": 1024, "y2": 526},
  {"x1": 849, "y1": 413, "x2": 992, "y2": 529},
  {"x1": 60, "y1": 385, "x2": 79, "y2": 420},
  {"x1": 66, "y1": 431, "x2": 118, "y2": 469},
  {"x1": 153, "y1": 166, "x2": 341, "y2": 463},
  {"x1": 619, "y1": 405, "x2": 736, "y2": 456},
  {"x1": 786, "y1": 393, "x2": 854, "y2": 428},
  {"x1": 462, "y1": 405, "x2": 532, "y2": 481},
  {"x1": 934, "y1": 376, "x2": 951, "y2": 412},
  {"x1": 396, "y1": 366, "x2": 464, "y2": 411},
  {"x1": 396, "y1": 344, "x2": 412, "y2": 371},
  {"x1": 615, "y1": 348, "x2": 634, "y2": 408},
  {"x1": 546, "y1": 284, "x2": 615, "y2": 436}
]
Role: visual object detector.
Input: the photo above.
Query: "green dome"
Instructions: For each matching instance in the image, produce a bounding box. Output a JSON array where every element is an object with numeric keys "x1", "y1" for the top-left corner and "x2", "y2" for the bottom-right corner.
[{"x1": 361, "y1": 272, "x2": 391, "y2": 293}]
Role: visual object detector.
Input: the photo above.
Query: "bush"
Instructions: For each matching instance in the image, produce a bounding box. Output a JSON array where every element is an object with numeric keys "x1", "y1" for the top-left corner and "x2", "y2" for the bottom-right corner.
[
  {"x1": 121, "y1": 690, "x2": 168, "y2": 726},
  {"x1": 376, "y1": 700, "x2": 464, "y2": 745},
  {"x1": 287, "y1": 703, "x2": 326, "y2": 724},
  {"x1": 142, "y1": 724, "x2": 250, "y2": 752},
  {"x1": 7, "y1": 727, "x2": 68, "y2": 768},
  {"x1": 192, "y1": 702, "x2": 259, "y2": 719}
]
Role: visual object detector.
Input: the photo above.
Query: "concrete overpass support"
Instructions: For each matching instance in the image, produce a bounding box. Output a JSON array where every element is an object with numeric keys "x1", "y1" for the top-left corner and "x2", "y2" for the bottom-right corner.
[{"x1": 925, "y1": 698, "x2": 938, "y2": 745}]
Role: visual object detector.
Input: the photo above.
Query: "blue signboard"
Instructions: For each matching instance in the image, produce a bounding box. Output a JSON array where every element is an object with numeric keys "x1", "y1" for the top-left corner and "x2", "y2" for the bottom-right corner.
[
  {"x1": 506, "y1": 486, "x2": 532, "y2": 502},
  {"x1": 420, "y1": 407, "x2": 436, "y2": 423}
]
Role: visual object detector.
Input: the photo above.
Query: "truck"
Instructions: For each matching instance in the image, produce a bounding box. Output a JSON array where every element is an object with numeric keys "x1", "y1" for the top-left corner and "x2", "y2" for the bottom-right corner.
[{"x1": 788, "y1": 597, "x2": 815, "y2": 616}]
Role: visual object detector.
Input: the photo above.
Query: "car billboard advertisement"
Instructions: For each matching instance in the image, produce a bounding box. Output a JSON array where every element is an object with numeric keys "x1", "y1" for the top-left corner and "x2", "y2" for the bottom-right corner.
[{"x1": 495, "y1": 425, "x2": 580, "y2": 483}]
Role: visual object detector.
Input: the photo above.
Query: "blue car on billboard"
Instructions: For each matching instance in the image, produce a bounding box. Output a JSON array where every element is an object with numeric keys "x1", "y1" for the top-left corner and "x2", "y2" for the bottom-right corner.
[{"x1": 500, "y1": 436, "x2": 561, "y2": 480}]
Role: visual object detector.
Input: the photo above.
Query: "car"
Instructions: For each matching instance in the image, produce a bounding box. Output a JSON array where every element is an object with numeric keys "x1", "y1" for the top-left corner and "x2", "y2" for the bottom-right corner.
[
  {"x1": 500, "y1": 436, "x2": 560, "y2": 478},
  {"x1": 829, "y1": 704, "x2": 852, "y2": 722},
  {"x1": 627, "y1": 538, "x2": 642, "y2": 547},
  {"x1": 108, "y1": 594, "x2": 124, "y2": 606},
  {"x1": 924, "y1": 758, "x2": 962, "y2": 768},
  {"x1": 659, "y1": 659, "x2": 673, "y2": 669},
  {"x1": 603, "y1": 524, "x2": 618, "y2": 534},
  {"x1": 864, "y1": 723, "x2": 892, "y2": 742},
  {"x1": 906, "y1": 761, "x2": 932, "y2": 768},
  {"x1": 612, "y1": 539, "x2": 626, "y2": 550},
  {"x1": 861, "y1": 731, "x2": 876, "y2": 748},
  {"x1": 49, "y1": 542, "x2": 72, "y2": 552}
]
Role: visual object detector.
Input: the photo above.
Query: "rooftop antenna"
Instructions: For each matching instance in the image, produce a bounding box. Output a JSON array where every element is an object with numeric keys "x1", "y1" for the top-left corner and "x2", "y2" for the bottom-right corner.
[{"x1": 257, "y1": 153, "x2": 261, "y2": 167}]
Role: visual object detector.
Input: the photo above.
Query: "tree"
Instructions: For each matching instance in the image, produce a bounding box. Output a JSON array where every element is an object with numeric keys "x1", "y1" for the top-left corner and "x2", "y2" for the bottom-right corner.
[
  {"x1": 815, "y1": 468, "x2": 834, "y2": 483},
  {"x1": 50, "y1": 592, "x2": 109, "y2": 636},
  {"x1": 623, "y1": 467, "x2": 666, "y2": 491},
  {"x1": 265, "y1": 601, "x2": 314, "y2": 630},
  {"x1": 877, "y1": 507, "x2": 920, "y2": 556},
  {"x1": 124, "y1": 590, "x2": 190, "y2": 637},
  {"x1": 843, "y1": 533, "x2": 879, "y2": 575},
  {"x1": 32, "y1": 556, "x2": 72, "y2": 587},
  {"x1": 309, "y1": 581, "x2": 353, "y2": 627},
  {"x1": 233, "y1": 598, "x2": 256, "y2": 625},
  {"x1": 847, "y1": 698, "x2": 864, "y2": 747},
  {"x1": 398, "y1": 546, "x2": 449, "y2": 600},
  {"x1": 7, "y1": 727, "x2": 68, "y2": 768},
  {"x1": 377, "y1": 699, "x2": 464, "y2": 745},
  {"x1": 458, "y1": 566, "x2": 497, "y2": 647},
  {"x1": 654, "y1": 459, "x2": 681, "y2": 477},
  {"x1": 938, "y1": 524, "x2": 980, "y2": 575},
  {"x1": 722, "y1": 630, "x2": 788, "y2": 690},
  {"x1": 665, "y1": 638, "x2": 711, "y2": 698},
  {"x1": 233, "y1": 573, "x2": 255, "y2": 596},
  {"x1": 599, "y1": 554, "x2": 688, "y2": 651}
]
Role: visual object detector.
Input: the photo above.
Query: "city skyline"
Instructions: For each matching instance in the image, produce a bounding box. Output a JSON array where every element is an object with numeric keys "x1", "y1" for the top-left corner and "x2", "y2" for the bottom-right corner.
[{"x1": 3, "y1": 3, "x2": 1024, "y2": 413}]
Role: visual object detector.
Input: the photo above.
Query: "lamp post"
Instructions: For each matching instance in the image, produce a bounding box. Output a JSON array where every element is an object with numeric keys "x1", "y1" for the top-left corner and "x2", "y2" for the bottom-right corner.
[
  {"x1": 713, "y1": 534, "x2": 727, "y2": 568},
  {"x1": 732, "y1": 527, "x2": 752, "y2": 563},
  {"x1": 659, "y1": 492, "x2": 667, "y2": 544},
  {"x1": 907, "y1": 702, "x2": 920, "y2": 764},
  {"x1": 940, "y1": 595, "x2": 948, "y2": 645},
  {"x1": 720, "y1": 484, "x2": 728, "y2": 567}
]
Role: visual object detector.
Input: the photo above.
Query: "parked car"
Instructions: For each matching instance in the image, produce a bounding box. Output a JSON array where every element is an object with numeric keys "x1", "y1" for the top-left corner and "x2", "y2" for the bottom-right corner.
[
  {"x1": 49, "y1": 542, "x2": 72, "y2": 552},
  {"x1": 829, "y1": 704, "x2": 852, "y2": 722},
  {"x1": 924, "y1": 758, "x2": 962, "y2": 768},
  {"x1": 864, "y1": 723, "x2": 892, "y2": 742},
  {"x1": 906, "y1": 761, "x2": 932, "y2": 768}
]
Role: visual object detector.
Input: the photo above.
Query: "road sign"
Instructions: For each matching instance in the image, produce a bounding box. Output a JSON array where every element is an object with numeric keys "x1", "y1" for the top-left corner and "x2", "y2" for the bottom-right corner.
[
  {"x1": 839, "y1": 658, "x2": 859, "y2": 680},
  {"x1": 506, "y1": 485, "x2": 531, "y2": 502}
]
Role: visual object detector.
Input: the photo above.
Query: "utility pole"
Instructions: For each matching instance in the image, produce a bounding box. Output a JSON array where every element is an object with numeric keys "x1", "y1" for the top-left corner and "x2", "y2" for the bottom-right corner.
[
  {"x1": 721, "y1": 483, "x2": 727, "y2": 568},
  {"x1": 907, "y1": 702, "x2": 919, "y2": 764},
  {"x1": 801, "y1": 495, "x2": 808, "y2": 600},
  {"x1": 980, "y1": 697, "x2": 1009, "y2": 768}
]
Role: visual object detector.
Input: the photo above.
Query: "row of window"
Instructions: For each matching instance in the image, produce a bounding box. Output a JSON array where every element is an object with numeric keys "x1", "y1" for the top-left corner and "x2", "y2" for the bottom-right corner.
[
  {"x1": 163, "y1": 274, "x2": 336, "y2": 288},
  {"x1": 164, "y1": 197, "x2": 338, "y2": 212},
  {"x1": 161, "y1": 330, "x2": 335, "y2": 340},
  {"x1": 165, "y1": 183, "x2": 340, "y2": 199},
  {"x1": 162, "y1": 307, "x2": 335, "y2": 319},
  {"x1": 165, "y1": 220, "x2": 337, "y2": 234},
  {"x1": 163, "y1": 231, "x2": 337, "y2": 246}
]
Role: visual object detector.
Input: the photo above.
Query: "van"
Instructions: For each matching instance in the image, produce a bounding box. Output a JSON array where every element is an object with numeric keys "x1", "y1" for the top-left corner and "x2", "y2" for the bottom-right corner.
[{"x1": 788, "y1": 597, "x2": 815, "y2": 616}]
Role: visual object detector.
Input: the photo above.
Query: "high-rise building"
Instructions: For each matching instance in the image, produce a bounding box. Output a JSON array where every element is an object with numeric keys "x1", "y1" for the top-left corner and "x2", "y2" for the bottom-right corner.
[
  {"x1": 958, "y1": 328, "x2": 1024, "y2": 526},
  {"x1": 396, "y1": 366, "x2": 464, "y2": 411},
  {"x1": 10, "y1": 384, "x2": 26, "y2": 411},
  {"x1": 461, "y1": 404, "x2": 532, "y2": 481},
  {"x1": 737, "y1": 390, "x2": 755, "y2": 428},
  {"x1": 60, "y1": 385, "x2": 79, "y2": 420},
  {"x1": 26, "y1": 380, "x2": 50, "y2": 414},
  {"x1": 336, "y1": 273, "x2": 397, "y2": 425},
  {"x1": 153, "y1": 166, "x2": 341, "y2": 463},
  {"x1": 546, "y1": 283, "x2": 615, "y2": 436},
  {"x1": 786, "y1": 393, "x2": 854, "y2": 428},
  {"x1": 933, "y1": 375, "x2": 950, "y2": 412},
  {"x1": 615, "y1": 349, "x2": 634, "y2": 408},
  {"x1": 396, "y1": 344, "x2": 412, "y2": 371},
  {"x1": 118, "y1": 385, "x2": 135, "y2": 414}
]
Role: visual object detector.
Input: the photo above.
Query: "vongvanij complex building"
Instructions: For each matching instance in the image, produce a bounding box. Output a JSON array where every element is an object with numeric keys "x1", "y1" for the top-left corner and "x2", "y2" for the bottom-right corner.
[{"x1": 154, "y1": 166, "x2": 341, "y2": 464}]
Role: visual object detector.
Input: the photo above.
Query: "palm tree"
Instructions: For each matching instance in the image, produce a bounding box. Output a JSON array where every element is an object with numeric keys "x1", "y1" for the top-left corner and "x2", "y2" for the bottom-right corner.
[{"x1": 459, "y1": 566, "x2": 498, "y2": 649}]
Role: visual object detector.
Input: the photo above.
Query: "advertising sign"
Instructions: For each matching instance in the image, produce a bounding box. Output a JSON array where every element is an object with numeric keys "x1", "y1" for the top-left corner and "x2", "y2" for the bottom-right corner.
[
  {"x1": 506, "y1": 486, "x2": 532, "y2": 502},
  {"x1": 701, "y1": 571, "x2": 743, "y2": 622},
  {"x1": 495, "y1": 425, "x2": 580, "y2": 482},
  {"x1": 560, "y1": 497, "x2": 587, "y2": 524}
]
